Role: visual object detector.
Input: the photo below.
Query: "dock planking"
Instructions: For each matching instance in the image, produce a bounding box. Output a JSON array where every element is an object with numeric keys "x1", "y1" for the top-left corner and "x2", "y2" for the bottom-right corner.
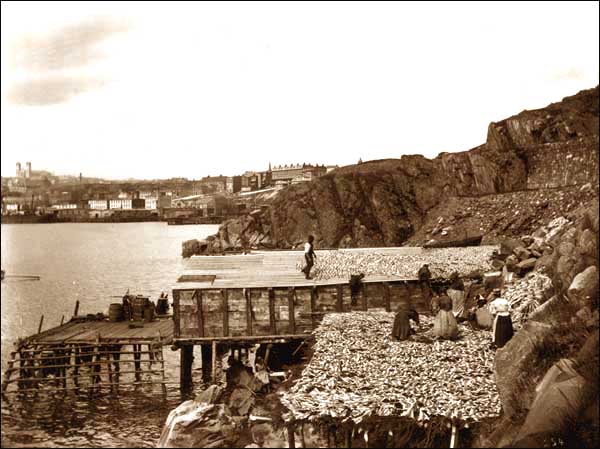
[{"x1": 27, "y1": 318, "x2": 174, "y2": 345}]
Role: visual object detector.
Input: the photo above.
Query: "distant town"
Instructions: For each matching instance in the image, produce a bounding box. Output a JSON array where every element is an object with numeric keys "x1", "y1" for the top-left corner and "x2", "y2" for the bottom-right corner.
[{"x1": 1, "y1": 161, "x2": 339, "y2": 223}]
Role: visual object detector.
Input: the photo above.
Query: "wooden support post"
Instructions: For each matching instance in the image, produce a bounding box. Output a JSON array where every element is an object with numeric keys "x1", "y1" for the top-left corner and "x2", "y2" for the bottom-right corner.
[
  {"x1": 211, "y1": 340, "x2": 217, "y2": 384},
  {"x1": 222, "y1": 289, "x2": 229, "y2": 337},
  {"x1": 288, "y1": 287, "x2": 296, "y2": 334},
  {"x1": 201, "y1": 344, "x2": 212, "y2": 383},
  {"x1": 134, "y1": 344, "x2": 142, "y2": 382},
  {"x1": 195, "y1": 290, "x2": 204, "y2": 338},
  {"x1": 245, "y1": 288, "x2": 253, "y2": 335},
  {"x1": 37, "y1": 315, "x2": 44, "y2": 334},
  {"x1": 300, "y1": 423, "x2": 307, "y2": 449},
  {"x1": 73, "y1": 346, "x2": 80, "y2": 391},
  {"x1": 60, "y1": 315, "x2": 65, "y2": 326},
  {"x1": 92, "y1": 335, "x2": 101, "y2": 393},
  {"x1": 450, "y1": 423, "x2": 458, "y2": 448},
  {"x1": 287, "y1": 424, "x2": 296, "y2": 449},
  {"x1": 73, "y1": 300, "x2": 80, "y2": 318},
  {"x1": 384, "y1": 283, "x2": 391, "y2": 312},
  {"x1": 264, "y1": 343, "x2": 273, "y2": 367},
  {"x1": 310, "y1": 287, "x2": 317, "y2": 330},
  {"x1": 336, "y1": 284, "x2": 343, "y2": 312},
  {"x1": 362, "y1": 283, "x2": 368, "y2": 311},
  {"x1": 173, "y1": 290, "x2": 181, "y2": 338},
  {"x1": 180, "y1": 345, "x2": 193, "y2": 393},
  {"x1": 268, "y1": 288, "x2": 277, "y2": 334},
  {"x1": 113, "y1": 344, "x2": 121, "y2": 387}
]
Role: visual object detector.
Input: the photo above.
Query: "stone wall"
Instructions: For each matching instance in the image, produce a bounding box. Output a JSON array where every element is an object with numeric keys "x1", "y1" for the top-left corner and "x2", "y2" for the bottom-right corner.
[{"x1": 525, "y1": 137, "x2": 599, "y2": 189}]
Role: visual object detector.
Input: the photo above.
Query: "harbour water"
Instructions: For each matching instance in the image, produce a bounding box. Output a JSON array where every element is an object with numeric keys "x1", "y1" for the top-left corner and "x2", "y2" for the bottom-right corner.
[{"x1": 1, "y1": 223, "x2": 219, "y2": 448}]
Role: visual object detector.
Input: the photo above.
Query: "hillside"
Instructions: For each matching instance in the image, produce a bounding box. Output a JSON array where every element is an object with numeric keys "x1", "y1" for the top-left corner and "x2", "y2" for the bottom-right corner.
[{"x1": 183, "y1": 86, "x2": 599, "y2": 257}]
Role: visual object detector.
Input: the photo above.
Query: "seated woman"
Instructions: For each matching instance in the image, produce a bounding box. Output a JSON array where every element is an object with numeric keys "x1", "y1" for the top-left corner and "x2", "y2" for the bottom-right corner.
[
  {"x1": 392, "y1": 308, "x2": 420, "y2": 341},
  {"x1": 433, "y1": 293, "x2": 459, "y2": 339}
]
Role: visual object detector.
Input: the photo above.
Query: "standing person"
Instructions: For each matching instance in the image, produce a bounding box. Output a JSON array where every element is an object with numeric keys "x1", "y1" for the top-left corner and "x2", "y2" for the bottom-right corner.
[
  {"x1": 418, "y1": 264, "x2": 432, "y2": 284},
  {"x1": 433, "y1": 292, "x2": 459, "y2": 339},
  {"x1": 392, "y1": 308, "x2": 420, "y2": 341},
  {"x1": 301, "y1": 235, "x2": 317, "y2": 280},
  {"x1": 489, "y1": 289, "x2": 513, "y2": 348},
  {"x1": 122, "y1": 293, "x2": 132, "y2": 321}
]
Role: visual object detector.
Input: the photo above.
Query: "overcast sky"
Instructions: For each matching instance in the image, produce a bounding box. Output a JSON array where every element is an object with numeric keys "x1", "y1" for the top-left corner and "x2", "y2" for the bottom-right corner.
[{"x1": 1, "y1": 1, "x2": 598, "y2": 180}]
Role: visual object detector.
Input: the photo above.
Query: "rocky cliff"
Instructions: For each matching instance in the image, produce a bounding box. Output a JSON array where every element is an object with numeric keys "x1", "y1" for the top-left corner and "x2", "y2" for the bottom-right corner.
[
  {"x1": 183, "y1": 86, "x2": 599, "y2": 257},
  {"x1": 479, "y1": 199, "x2": 599, "y2": 448}
]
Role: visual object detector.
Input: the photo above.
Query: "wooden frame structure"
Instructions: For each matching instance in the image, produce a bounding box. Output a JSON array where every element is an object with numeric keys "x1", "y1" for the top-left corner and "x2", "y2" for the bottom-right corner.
[{"x1": 172, "y1": 278, "x2": 434, "y2": 392}]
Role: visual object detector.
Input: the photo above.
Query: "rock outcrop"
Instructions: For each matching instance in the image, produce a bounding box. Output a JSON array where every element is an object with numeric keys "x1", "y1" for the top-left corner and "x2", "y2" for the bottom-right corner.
[
  {"x1": 482, "y1": 199, "x2": 599, "y2": 447},
  {"x1": 184, "y1": 86, "x2": 599, "y2": 256}
]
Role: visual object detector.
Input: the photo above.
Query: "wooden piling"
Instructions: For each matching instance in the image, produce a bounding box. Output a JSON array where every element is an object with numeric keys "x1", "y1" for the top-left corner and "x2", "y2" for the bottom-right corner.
[
  {"x1": 73, "y1": 300, "x2": 80, "y2": 317},
  {"x1": 450, "y1": 423, "x2": 458, "y2": 448},
  {"x1": 211, "y1": 340, "x2": 217, "y2": 384},
  {"x1": 180, "y1": 345, "x2": 193, "y2": 393},
  {"x1": 37, "y1": 315, "x2": 44, "y2": 334},
  {"x1": 133, "y1": 344, "x2": 142, "y2": 382},
  {"x1": 287, "y1": 423, "x2": 296, "y2": 449},
  {"x1": 201, "y1": 344, "x2": 212, "y2": 383}
]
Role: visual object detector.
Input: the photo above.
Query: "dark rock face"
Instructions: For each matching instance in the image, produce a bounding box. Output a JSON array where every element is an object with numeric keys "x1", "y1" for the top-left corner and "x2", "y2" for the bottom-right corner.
[{"x1": 184, "y1": 86, "x2": 599, "y2": 256}]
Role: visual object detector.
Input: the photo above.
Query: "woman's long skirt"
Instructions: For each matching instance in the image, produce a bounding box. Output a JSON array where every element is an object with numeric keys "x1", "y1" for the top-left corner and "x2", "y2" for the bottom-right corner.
[
  {"x1": 392, "y1": 312, "x2": 412, "y2": 340},
  {"x1": 433, "y1": 310, "x2": 458, "y2": 339},
  {"x1": 493, "y1": 314, "x2": 514, "y2": 348}
]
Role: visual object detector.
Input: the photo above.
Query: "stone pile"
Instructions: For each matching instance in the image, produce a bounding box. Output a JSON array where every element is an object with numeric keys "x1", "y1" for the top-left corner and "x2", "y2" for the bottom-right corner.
[
  {"x1": 489, "y1": 216, "x2": 574, "y2": 277},
  {"x1": 280, "y1": 312, "x2": 501, "y2": 425},
  {"x1": 503, "y1": 272, "x2": 553, "y2": 327},
  {"x1": 301, "y1": 247, "x2": 496, "y2": 281}
]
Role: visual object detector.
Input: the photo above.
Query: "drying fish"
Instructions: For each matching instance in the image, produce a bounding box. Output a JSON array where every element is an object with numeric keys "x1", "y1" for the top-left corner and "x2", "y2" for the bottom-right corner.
[{"x1": 280, "y1": 312, "x2": 502, "y2": 425}]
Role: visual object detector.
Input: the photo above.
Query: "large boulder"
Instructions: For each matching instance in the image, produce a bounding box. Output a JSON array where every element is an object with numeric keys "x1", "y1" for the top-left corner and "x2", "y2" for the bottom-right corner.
[
  {"x1": 182, "y1": 239, "x2": 201, "y2": 258},
  {"x1": 512, "y1": 358, "x2": 587, "y2": 448},
  {"x1": 500, "y1": 238, "x2": 523, "y2": 256},
  {"x1": 157, "y1": 401, "x2": 238, "y2": 448},
  {"x1": 494, "y1": 321, "x2": 554, "y2": 419},
  {"x1": 516, "y1": 258, "x2": 537, "y2": 275},
  {"x1": 513, "y1": 246, "x2": 532, "y2": 261},
  {"x1": 568, "y1": 266, "x2": 599, "y2": 307}
]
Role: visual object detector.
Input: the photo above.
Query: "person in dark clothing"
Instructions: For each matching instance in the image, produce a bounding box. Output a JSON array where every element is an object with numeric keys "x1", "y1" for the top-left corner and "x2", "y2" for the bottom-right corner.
[
  {"x1": 301, "y1": 235, "x2": 317, "y2": 280},
  {"x1": 418, "y1": 264, "x2": 432, "y2": 283},
  {"x1": 349, "y1": 273, "x2": 365, "y2": 306},
  {"x1": 392, "y1": 308, "x2": 420, "y2": 341},
  {"x1": 122, "y1": 294, "x2": 132, "y2": 321}
]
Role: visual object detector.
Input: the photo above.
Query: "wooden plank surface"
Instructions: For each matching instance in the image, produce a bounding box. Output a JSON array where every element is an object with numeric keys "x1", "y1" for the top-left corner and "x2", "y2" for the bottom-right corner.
[
  {"x1": 27, "y1": 318, "x2": 174, "y2": 344},
  {"x1": 176, "y1": 246, "x2": 497, "y2": 291}
]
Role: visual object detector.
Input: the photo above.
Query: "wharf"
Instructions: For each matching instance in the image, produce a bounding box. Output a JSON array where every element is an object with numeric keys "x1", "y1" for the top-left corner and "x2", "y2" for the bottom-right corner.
[
  {"x1": 26, "y1": 317, "x2": 174, "y2": 345},
  {"x1": 2, "y1": 307, "x2": 175, "y2": 396}
]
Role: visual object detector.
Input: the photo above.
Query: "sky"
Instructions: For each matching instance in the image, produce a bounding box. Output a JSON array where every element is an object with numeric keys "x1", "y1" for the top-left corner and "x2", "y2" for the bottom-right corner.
[{"x1": 1, "y1": 1, "x2": 598, "y2": 180}]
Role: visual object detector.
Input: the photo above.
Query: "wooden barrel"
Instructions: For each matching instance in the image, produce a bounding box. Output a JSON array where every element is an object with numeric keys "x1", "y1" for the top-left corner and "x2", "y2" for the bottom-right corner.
[
  {"x1": 131, "y1": 296, "x2": 149, "y2": 320},
  {"x1": 143, "y1": 306, "x2": 154, "y2": 322},
  {"x1": 108, "y1": 303, "x2": 124, "y2": 322}
]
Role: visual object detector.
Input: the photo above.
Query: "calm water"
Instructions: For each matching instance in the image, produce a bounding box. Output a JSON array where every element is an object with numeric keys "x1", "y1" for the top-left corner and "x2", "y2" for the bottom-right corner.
[{"x1": 1, "y1": 223, "x2": 219, "y2": 448}]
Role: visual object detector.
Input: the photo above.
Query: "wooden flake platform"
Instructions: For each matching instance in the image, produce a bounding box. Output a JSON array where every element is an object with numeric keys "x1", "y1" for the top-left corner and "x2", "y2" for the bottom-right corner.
[{"x1": 174, "y1": 248, "x2": 426, "y2": 290}]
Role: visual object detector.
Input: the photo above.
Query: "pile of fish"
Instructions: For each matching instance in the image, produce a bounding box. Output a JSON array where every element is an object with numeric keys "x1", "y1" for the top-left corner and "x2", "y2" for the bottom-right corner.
[
  {"x1": 504, "y1": 272, "x2": 553, "y2": 327},
  {"x1": 280, "y1": 312, "x2": 501, "y2": 424},
  {"x1": 306, "y1": 247, "x2": 496, "y2": 281}
]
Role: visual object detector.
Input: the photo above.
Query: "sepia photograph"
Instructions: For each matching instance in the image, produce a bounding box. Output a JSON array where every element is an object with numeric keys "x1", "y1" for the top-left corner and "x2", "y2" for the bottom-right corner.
[{"x1": 1, "y1": 1, "x2": 598, "y2": 447}]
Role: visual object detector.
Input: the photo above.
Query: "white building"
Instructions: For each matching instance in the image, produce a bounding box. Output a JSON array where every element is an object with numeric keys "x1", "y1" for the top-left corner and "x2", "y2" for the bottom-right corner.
[
  {"x1": 145, "y1": 198, "x2": 158, "y2": 210},
  {"x1": 50, "y1": 204, "x2": 78, "y2": 210},
  {"x1": 88, "y1": 200, "x2": 109, "y2": 210},
  {"x1": 110, "y1": 199, "x2": 132, "y2": 210}
]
